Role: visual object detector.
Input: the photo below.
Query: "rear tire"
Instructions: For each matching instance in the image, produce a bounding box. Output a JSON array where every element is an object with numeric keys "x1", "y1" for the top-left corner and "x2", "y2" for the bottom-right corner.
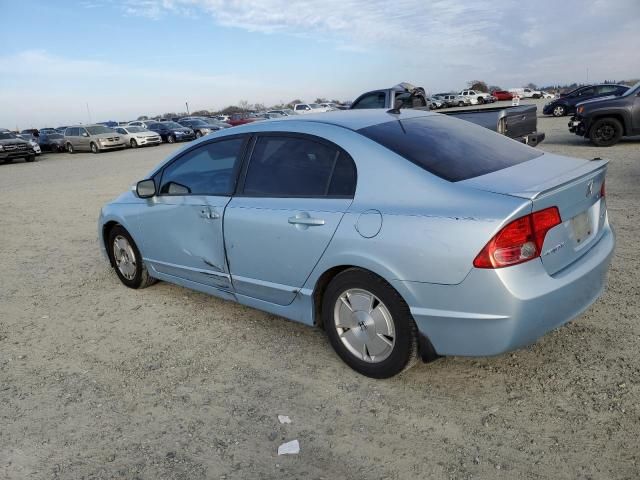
[
  {"x1": 66, "y1": 143, "x2": 74, "y2": 154},
  {"x1": 322, "y1": 268, "x2": 419, "y2": 379},
  {"x1": 107, "y1": 225, "x2": 156, "y2": 289},
  {"x1": 589, "y1": 117, "x2": 623, "y2": 147}
]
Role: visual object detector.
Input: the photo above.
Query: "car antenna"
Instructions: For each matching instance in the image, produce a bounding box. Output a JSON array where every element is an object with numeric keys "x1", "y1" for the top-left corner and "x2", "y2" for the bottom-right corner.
[{"x1": 387, "y1": 98, "x2": 402, "y2": 115}]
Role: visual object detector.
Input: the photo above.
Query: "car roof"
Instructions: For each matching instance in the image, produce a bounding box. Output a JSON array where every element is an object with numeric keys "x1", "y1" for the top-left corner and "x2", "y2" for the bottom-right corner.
[{"x1": 237, "y1": 108, "x2": 436, "y2": 131}]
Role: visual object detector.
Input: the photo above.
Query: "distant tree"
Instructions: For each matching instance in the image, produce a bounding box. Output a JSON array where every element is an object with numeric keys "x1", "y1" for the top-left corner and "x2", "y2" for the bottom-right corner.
[
  {"x1": 137, "y1": 115, "x2": 148, "y2": 121},
  {"x1": 467, "y1": 80, "x2": 488, "y2": 92},
  {"x1": 220, "y1": 105, "x2": 244, "y2": 115},
  {"x1": 525, "y1": 82, "x2": 538, "y2": 90},
  {"x1": 488, "y1": 85, "x2": 502, "y2": 92},
  {"x1": 162, "y1": 112, "x2": 177, "y2": 119},
  {"x1": 314, "y1": 97, "x2": 329, "y2": 104},
  {"x1": 286, "y1": 99, "x2": 303, "y2": 109},
  {"x1": 192, "y1": 110, "x2": 210, "y2": 116},
  {"x1": 253, "y1": 103, "x2": 266, "y2": 112},
  {"x1": 238, "y1": 100, "x2": 250, "y2": 111},
  {"x1": 330, "y1": 99, "x2": 341, "y2": 104}
]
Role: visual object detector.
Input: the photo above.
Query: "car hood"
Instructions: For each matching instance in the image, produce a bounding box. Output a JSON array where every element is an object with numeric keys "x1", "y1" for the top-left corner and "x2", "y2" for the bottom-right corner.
[
  {"x1": 576, "y1": 95, "x2": 619, "y2": 108},
  {"x1": 0, "y1": 137, "x2": 29, "y2": 145}
]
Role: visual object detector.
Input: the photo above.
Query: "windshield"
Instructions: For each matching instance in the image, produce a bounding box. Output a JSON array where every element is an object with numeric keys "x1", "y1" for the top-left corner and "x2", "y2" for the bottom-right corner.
[
  {"x1": 358, "y1": 115, "x2": 543, "y2": 182},
  {"x1": 0, "y1": 132, "x2": 16, "y2": 140},
  {"x1": 127, "y1": 126, "x2": 145, "y2": 133},
  {"x1": 620, "y1": 81, "x2": 640, "y2": 97},
  {"x1": 44, "y1": 133, "x2": 63, "y2": 139},
  {"x1": 163, "y1": 122, "x2": 182, "y2": 128},
  {"x1": 86, "y1": 125, "x2": 114, "y2": 135},
  {"x1": 309, "y1": 104, "x2": 321, "y2": 109},
  {"x1": 186, "y1": 120, "x2": 208, "y2": 126}
]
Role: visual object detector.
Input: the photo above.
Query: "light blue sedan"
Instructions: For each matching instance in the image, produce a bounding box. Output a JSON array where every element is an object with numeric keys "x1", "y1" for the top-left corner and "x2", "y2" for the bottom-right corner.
[{"x1": 99, "y1": 109, "x2": 614, "y2": 378}]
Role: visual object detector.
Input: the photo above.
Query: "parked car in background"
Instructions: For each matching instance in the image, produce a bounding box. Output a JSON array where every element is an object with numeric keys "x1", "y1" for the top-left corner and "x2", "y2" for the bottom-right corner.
[
  {"x1": 427, "y1": 97, "x2": 445, "y2": 109},
  {"x1": 293, "y1": 103, "x2": 328, "y2": 114},
  {"x1": 541, "y1": 91, "x2": 556, "y2": 99},
  {"x1": 351, "y1": 83, "x2": 545, "y2": 145},
  {"x1": 113, "y1": 126, "x2": 162, "y2": 148},
  {"x1": 39, "y1": 128, "x2": 58, "y2": 135},
  {"x1": 543, "y1": 84, "x2": 629, "y2": 117},
  {"x1": 227, "y1": 113, "x2": 261, "y2": 127},
  {"x1": 491, "y1": 90, "x2": 514, "y2": 101},
  {"x1": 17, "y1": 134, "x2": 41, "y2": 155},
  {"x1": 436, "y1": 93, "x2": 470, "y2": 107},
  {"x1": 38, "y1": 132, "x2": 66, "y2": 152},
  {"x1": 267, "y1": 109, "x2": 295, "y2": 116},
  {"x1": 569, "y1": 80, "x2": 640, "y2": 146},
  {"x1": 509, "y1": 87, "x2": 543, "y2": 99},
  {"x1": 178, "y1": 118, "x2": 218, "y2": 137},
  {"x1": 0, "y1": 129, "x2": 36, "y2": 163},
  {"x1": 147, "y1": 121, "x2": 196, "y2": 143},
  {"x1": 64, "y1": 125, "x2": 125, "y2": 153},
  {"x1": 99, "y1": 109, "x2": 613, "y2": 378},
  {"x1": 458, "y1": 90, "x2": 492, "y2": 105},
  {"x1": 127, "y1": 120, "x2": 159, "y2": 129},
  {"x1": 319, "y1": 103, "x2": 339, "y2": 111},
  {"x1": 55, "y1": 126, "x2": 68, "y2": 134}
]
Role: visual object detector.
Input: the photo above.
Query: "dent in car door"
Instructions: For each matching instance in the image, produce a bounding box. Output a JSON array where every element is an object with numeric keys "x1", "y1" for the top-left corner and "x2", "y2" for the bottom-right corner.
[{"x1": 225, "y1": 134, "x2": 357, "y2": 305}]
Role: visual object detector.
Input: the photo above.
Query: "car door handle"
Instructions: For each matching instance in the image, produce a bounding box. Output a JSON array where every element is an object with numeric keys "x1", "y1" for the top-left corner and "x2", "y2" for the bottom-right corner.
[{"x1": 288, "y1": 215, "x2": 325, "y2": 226}]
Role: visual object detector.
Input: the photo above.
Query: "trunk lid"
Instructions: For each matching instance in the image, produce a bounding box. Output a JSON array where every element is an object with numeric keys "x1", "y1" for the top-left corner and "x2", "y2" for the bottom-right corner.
[{"x1": 461, "y1": 153, "x2": 608, "y2": 275}]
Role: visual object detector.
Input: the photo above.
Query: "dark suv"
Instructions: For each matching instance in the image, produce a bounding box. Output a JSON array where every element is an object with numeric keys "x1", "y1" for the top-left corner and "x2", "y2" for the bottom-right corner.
[
  {"x1": 569, "y1": 81, "x2": 640, "y2": 147},
  {"x1": 543, "y1": 84, "x2": 629, "y2": 117},
  {"x1": 0, "y1": 129, "x2": 36, "y2": 164}
]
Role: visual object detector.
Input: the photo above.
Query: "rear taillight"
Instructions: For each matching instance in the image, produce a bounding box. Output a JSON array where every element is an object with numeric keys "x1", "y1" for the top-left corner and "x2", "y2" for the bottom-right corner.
[
  {"x1": 600, "y1": 179, "x2": 606, "y2": 198},
  {"x1": 473, "y1": 207, "x2": 562, "y2": 269}
]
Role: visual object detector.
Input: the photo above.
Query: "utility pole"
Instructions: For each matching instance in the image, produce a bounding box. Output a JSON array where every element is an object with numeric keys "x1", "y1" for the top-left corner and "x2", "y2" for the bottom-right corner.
[
  {"x1": 86, "y1": 102, "x2": 92, "y2": 124},
  {"x1": 185, "y1": 102, "x2": 190, "y2": 115},
  {"x1": 586, "y1": 68, "x2": 589, "y2": 84}
]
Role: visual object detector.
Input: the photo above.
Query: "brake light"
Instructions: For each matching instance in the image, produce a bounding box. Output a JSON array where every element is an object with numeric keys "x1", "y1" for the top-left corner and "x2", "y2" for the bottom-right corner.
[
  {"x1": 473, "y1": 207, "x2": 562, "y2": 269},
  {"x1": 600, "y1": 179, "x2": 605, "y2": 198}
]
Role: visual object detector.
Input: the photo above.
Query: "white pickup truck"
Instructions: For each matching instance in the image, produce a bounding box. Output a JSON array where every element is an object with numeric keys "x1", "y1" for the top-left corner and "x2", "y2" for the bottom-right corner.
[
  {"x1": 292, "y1": 103, "x2": 329, "y2": 115},
  {"x1": 458, "y1": 90, "x2": 492, "y2": 105},
  {"x1": 509, "y1": 88, "x2": 543, "y2": 99}
]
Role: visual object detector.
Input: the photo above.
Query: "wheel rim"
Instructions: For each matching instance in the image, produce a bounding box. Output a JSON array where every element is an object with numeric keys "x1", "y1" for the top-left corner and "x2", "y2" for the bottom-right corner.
[
  {"x1": 334, "y1": 288, "x2": 395, "y2": 363},
  {"x1": 131, "y1": 139, "x2": 136, "y2": 147},
  {"x1": 553, "y1": 106, "x2": 564, "y2": 116},
  {"x1": 91, "y1": 143, "x2": 97, "y2": 153},
  {"x1": 112, "y1": 235, "x2": 137, "y2": 280},
  {"x1": 594, "y1": 123, "x2": 616, "y2": 142},
  {"x1": 67, "y1": 144, "x2": 73, "y2": 152},
  {"x1": 168, "y1": 136, "x2": 175, "y2": 143},
  {"x1": 196, "y1": 131, "x2": 202, "y2": 138}
]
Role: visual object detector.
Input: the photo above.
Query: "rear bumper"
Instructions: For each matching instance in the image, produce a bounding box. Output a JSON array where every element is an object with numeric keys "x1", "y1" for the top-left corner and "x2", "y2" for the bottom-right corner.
[{"x1": 393, "y1": 224, "x2": 615, "y2": 357}]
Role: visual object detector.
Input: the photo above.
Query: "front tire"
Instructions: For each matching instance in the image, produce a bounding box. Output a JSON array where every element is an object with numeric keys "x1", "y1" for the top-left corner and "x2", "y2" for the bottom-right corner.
[
  {"x1": 477, "y1": 97, "x2": 484, "y2": 105},
  {"x1": 167, "y1": 134, "x2": 176, "y2": 144},
  {"x1": 195, "y1": 130, "x2": 202, "y2": 138},
  {"x1": 552, "y1": 105, "x2": 566, "y2": 117},
  {"x1": 589, "y1": 118, "x2": 623, "y2": 147},
  {"x1": 90, "y1": 142, "x2": 99, "y2": 154},
  {"x1": 322, "y1": 269, "x2": 418, "y2": 378},
  {"x1": 25, "y1": 155, "x2": 35, "y2": 162},
  {"x1": 107, "y1": 225, "x2": 156, "y2": 289},
  {"x1": 130, "y1": 139, "x2": 138, "y2": 148}
]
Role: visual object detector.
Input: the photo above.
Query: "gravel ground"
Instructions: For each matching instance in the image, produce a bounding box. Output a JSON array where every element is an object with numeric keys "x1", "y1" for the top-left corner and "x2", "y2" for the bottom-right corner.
[{"x1": 1, "y1": 100, "x2": 639, "y2": 479}]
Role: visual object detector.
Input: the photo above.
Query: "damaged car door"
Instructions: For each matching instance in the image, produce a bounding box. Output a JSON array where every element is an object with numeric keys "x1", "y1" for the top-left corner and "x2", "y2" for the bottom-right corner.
[{"x1": 133, "y1": 136, "x2": 247, "y2": 290}]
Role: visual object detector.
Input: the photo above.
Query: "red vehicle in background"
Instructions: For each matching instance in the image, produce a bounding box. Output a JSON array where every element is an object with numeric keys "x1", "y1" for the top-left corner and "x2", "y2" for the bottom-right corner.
[
  {"x1": 227, "y1": 113, "x2": 261, "y2": 127},
  {"x1": 491, "y1": 90, "x2": 514, "y2": 101}
]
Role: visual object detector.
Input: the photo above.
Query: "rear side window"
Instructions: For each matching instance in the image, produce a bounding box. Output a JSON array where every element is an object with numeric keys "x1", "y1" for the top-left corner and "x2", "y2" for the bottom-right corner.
[
  {"x1": 159, "y1": 138, "x2": 245, "y2": 196},
  {"x1": 358, "y1": 115, "x2": 542, "y2": 182},
  {"x1": 243, "y1": 136, "x2": 356, "y2": 197},
  {"x1": 351, "y1": 92, "x2": 386, "y2": 109}
]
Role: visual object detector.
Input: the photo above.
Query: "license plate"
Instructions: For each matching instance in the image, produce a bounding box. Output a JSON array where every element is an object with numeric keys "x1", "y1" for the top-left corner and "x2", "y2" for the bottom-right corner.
[
  {"x1": 571, "y1": 211, "x2": 592, "y2": 244},
  {"x1": 571, "y1": 121, "x2": 580, "y2": 127}
]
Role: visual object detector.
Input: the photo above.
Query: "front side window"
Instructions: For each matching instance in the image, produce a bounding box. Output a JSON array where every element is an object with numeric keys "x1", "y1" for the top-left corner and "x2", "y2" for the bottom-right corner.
[
  {"x1": 159, "y1": 138, "x2": 245, "y2": 196},
  {"x1": 243, "y1": 136, "x2": 356, "y2": 197},
  {"x1": 351, "y1": 92, "x2": 386, "y2": 109}
]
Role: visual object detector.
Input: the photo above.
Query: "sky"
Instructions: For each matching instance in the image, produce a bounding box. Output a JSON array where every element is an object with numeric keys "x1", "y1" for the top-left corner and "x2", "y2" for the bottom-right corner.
[{"x1": 1, "y1": 0, "x2": 638, "y2": 128}]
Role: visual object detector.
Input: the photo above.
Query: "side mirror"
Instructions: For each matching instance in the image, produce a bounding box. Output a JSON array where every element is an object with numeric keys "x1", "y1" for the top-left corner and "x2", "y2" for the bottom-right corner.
[
  {"x1": 136, "y1": 179, "x2": 156, "y2": 198},
  {"x1": 82, "y1": 132, "x2": 89, "y2": 137}
]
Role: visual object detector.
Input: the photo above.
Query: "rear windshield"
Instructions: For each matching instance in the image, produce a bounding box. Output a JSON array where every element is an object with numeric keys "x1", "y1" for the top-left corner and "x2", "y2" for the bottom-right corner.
[{"x1": 357, "y1": 115, "x2": 542, "y2": 182}]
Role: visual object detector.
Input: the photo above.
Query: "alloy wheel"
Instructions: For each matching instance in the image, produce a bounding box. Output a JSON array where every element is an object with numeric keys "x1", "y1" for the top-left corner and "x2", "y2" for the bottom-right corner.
[
  {"x1": 112, "y1": 235, "x2": 137, "y2": 281},
  {"x1": 333, "y1": 288, "x2": 395, "y2": 363}
]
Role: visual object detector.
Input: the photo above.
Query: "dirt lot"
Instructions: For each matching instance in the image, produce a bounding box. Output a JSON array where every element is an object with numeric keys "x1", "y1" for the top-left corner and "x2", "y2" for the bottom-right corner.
[{"x1": 1, "y1": 100, "x2": 639, "y2": 479}]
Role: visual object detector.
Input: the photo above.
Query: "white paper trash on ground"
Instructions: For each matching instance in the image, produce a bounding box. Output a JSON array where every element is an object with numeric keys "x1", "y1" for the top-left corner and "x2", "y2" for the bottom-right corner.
[
  {"x1": 278, "y1": 415, "x2": 292, "y2": 424},
  {"x1": 278, "y1": 440, "x2": 300, "y2": 455}
]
